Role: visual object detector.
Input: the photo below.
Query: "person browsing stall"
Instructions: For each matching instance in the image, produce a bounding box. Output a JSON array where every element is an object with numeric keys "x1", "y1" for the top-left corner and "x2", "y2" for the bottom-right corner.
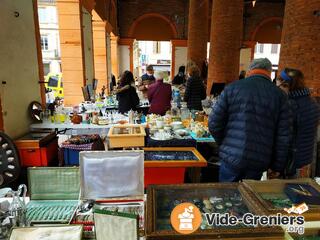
[
  {"x1": 277, "y1": 68, "x2": 320, "y2": 178},
  {"x1": 115, "y1": 71, "x2": 140, "y2": 114},
  {"x1": 138, "y1": 65, "x2": 156, "y2": 97},
  {"x1": 184, "y1": 65, "x2": 207, "y2": 111},
  {"x1": 147, "y1": 71, "x2": 172, "y2": 116},
  {"x1": 209, "y1": 58, "x2": 290, "y2": 182}
]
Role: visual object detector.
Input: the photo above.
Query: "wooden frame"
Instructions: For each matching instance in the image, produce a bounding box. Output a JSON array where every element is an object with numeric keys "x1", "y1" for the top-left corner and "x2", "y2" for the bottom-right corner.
[
  {"x1": 143, "y1": 147, "x2": 207, "y2": 168},
  {"x1": 240, "y1": 179, "x2": 320, "y2": 221},
  {"x1": 147, "y1": 183, "x2": 285, "y2": 240}
]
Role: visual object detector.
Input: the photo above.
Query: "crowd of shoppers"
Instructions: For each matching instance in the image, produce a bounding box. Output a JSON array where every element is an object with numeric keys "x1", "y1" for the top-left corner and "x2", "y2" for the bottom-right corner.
[{"x1": 114, "y1": 58, "x2": 319, "y2": 182}]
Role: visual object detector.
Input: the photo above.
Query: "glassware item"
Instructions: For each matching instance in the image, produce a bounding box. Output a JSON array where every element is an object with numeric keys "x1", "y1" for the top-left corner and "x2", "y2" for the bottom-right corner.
[
  {"x1": 182, "y1": 118, "x2": 191, "y2": 128},
  {"x1": 8, "y1": 184, "x2": 27, "y2": 227},
  {"x1": 171, "y1": 102, "x2": 180, "y2": 117},
  {"x1": 180, "y1": 102, "x2": 190, "y2": 121},
  {"x1": 43, "y1": 109, "x2": 50, "y2": 123}
]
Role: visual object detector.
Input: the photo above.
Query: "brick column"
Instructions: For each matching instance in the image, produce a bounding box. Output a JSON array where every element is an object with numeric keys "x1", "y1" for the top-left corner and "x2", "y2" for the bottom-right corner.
[
  {"x1": 187, "y1": 0, "x2": 209, "y2": 71},
  {"x1": 207, "y1": 0, "x2": 244, "y2": 94},
  {"x1": 111, "y1": 34, "x2": 119, "y2": 78},
  {"x1": 92, "y1": 11, "x2": 108, "y2": 91},
  {"x1": 57, "y1": 0, "x2": 86, "y2": 105},
  {"x1": 279, "y1": 0, "x2": 320, "y2": 95}
]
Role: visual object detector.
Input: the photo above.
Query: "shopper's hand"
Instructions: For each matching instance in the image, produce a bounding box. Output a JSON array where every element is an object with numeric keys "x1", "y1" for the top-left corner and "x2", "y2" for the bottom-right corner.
[{"x1": 267, "y1": 169, "x2": 281, "y2": 179}]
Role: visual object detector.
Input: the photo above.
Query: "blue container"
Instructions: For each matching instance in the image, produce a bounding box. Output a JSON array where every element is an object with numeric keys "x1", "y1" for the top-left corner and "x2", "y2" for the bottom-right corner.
[{"x1": 63, "y1": 148, "x2": 81, "y2": 165}]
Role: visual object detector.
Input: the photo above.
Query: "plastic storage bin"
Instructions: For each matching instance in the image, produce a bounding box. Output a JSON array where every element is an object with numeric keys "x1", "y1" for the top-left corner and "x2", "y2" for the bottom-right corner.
[{"x1": 61, "y1": 135, "x2": 105, "y2": 166}]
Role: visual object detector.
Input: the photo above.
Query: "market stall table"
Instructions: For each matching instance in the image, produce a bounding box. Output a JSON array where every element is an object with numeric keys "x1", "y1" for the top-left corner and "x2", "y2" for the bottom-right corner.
[{"x1": 143, "y1": 147, "x2": 207, "y2": 187}]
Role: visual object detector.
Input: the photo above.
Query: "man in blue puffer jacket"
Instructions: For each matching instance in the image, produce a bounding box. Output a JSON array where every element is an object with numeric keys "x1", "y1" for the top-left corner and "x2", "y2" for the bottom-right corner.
[{"x1": 209, "y1": 58, "x2": 290, "y2": 182}]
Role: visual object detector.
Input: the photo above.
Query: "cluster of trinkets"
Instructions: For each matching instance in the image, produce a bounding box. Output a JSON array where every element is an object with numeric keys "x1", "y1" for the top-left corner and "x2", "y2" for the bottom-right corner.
[
  {"x1": 144, "y1": 151, "x2": 198, "y2": 161},
  {"x1": 26, "y1": 201, "x2": 77, "y2": 222},
  {"x1": 261, "y1": 194, "x2": 293, "y2": 209},
  {"x1": 156, "y1": 190, "x2": 250, "y2": 231}
]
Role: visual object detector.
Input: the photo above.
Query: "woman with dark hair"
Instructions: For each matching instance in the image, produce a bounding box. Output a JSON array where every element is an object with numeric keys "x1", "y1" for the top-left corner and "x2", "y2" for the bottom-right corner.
[
  {"x1": 277, "y1": 68, "x2": 320, "y2": 178},
  {"x1": 184, "y1": 65, "x2": 206, "y2": 111},
  {"x1": 172, "y1": 66, "x2": 186, "y2": 85},
  {"x1": 116, "y1": 71, "x2": 140, "y2": 114}
]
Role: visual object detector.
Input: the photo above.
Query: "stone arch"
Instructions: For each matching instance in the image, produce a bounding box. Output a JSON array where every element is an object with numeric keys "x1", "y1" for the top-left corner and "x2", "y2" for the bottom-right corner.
[
  {"x1": 251, "y1": 17, "x2": 283, "y2": 43},
  {"x1": 128, "y1": 13, "x2": 178, "y2": 41}
]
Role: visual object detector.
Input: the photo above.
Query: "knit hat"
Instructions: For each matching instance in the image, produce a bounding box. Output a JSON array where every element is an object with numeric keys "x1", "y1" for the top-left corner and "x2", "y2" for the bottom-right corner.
[{"x1": 248, "y1": 58, "x2": 272, "y2": 72}]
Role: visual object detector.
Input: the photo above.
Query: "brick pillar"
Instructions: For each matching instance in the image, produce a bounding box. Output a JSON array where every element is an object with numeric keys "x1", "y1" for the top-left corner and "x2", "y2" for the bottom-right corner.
[
  {"x1": 92, "y1": 11, "x2": 108, "y2": 91},
  {"x1": 57, "y1": 0, "x2": 86, "y2": 105},
  {"x1": 111, "y1": 34, "x2": 119, "y2": 79},
  {"x1": 207, "y1": 0, "x2": 244, "y2": 94},
  {"x1": 187, "y1": 0, "x2": 209, "y2": 71},
  {"x1": 279, "y1": 0, "x2": 320, "y2": 95}
]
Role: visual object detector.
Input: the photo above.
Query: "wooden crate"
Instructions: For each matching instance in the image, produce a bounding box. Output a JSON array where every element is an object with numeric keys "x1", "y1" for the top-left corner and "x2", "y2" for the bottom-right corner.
[
  {"x1": 240, "y1": 179, "x2": 320, "y2": 222},
  {"x1": 146, "y1": 183, "x2": 285, "y2": 239},
  {"x1": 108, "y1": 125, "x2": 146, "y2": 148}
]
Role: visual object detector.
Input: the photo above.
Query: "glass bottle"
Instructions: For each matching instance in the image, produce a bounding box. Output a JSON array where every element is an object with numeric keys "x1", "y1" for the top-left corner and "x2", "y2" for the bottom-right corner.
[
  {"x1": 180, "y1": 102, "x2": 191, "y2": 128},
  {"x1": 171, "y1": 102, "x2": 181, "y2": 122},
  {"x1": 8, "y1": 184, "x2": 27, "y2": 227}
]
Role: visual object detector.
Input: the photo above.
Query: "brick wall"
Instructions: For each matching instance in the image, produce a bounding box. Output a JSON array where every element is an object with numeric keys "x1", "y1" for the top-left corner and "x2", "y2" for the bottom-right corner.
[
  {"x1": 118, "y1": 0, "x2": 284, "y2": 42},
  {"x1": 118, "y1": 0, "x2": 189, "y2": 39},
  {"x1": 243, "y1": 2, "x2": 285, "y2": 42},
  {"x1": 279, "y1": 0, "x2": 320, "y2": 94}
]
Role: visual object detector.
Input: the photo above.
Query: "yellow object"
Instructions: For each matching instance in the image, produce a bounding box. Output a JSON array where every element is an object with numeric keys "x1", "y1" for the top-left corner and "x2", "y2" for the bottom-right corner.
[
  {"x1": 108, "y1": 125, "x2": 146, "y2": 148},
  {"x1": 45, "y1": 73, "x2": 63, "y2": 98}
]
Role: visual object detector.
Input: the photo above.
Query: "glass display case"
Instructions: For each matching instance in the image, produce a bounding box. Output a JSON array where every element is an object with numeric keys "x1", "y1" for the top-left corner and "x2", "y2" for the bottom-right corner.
[
  {"x1": 240, "y1": 179, "x2": 320, "y2": 221},
  {"x1": 147, "y1": 183, "x2": 284, "y2": 239},
  {"x1": 108, "y1": 125, "x2": 146, "y2": 148},
  {"x1": 143, "y1": 147, "x2": 207, "y2": 167}
]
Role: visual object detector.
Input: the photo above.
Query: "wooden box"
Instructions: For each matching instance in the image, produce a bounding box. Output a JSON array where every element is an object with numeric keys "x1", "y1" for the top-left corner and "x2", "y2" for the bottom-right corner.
[
  {"x1": 147, "y1": 183, "x2": 284, "y2": 239},
  {"x1": 15, "y1": 131, "x2": 58, "y2": 167},
  {"x1": 26, "y1": 167, "x2": 80, "y2": 224},
  {"x1": 108, "y1": 125, "x2": 146, "y2": 148},
  {"x1": 240, "y1": 179, "x2": 320, "y2": 221}
]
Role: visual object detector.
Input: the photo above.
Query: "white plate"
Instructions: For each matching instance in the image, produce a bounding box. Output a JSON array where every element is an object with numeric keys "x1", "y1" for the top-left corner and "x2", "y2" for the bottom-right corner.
[{"x1": 150, "y1": 135, "x2": 174, "y2": 141}]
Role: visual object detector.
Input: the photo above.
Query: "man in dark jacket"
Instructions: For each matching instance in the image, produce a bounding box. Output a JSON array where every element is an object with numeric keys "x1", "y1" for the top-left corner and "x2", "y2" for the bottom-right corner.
[
  {"x1": 138, "y1": 65, "x2": 156, "y2": 97},
  {"x1": 209, "y1": 58, "x2": 290, "y2": 182}
]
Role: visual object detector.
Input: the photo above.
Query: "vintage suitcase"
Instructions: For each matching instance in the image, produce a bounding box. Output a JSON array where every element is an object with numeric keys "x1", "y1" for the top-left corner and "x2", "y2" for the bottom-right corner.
[
  {"x1": 79, "y1": 151, "x2": 144, "y2": 240},
  {"x1": 26, "y1": 167, "x2": 80, "y2": 224}
]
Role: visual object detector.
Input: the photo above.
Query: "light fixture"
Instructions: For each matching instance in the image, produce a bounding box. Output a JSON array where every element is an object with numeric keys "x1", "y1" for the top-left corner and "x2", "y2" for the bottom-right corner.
[{"x1": 252, "y1": 0, "x2": 256, "y2": 7}]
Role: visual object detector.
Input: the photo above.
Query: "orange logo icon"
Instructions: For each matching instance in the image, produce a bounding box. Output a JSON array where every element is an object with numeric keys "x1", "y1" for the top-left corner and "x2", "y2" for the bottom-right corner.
[{"x1": 170, "y1": 202, "x2": 202, "y2": 234}]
